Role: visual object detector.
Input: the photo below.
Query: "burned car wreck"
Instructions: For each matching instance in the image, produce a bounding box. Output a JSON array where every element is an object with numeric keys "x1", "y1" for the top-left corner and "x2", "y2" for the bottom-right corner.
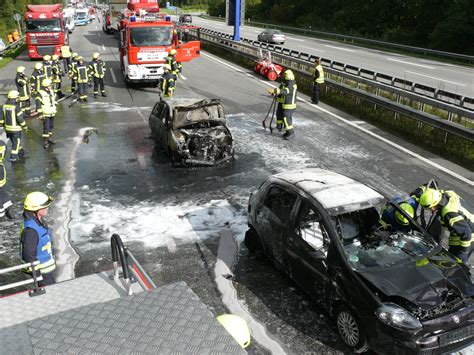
[
  {"x1": 149, "y1": 98, "x2": 234, "y2": 166},
  {"x1": 245, "y1": 168, "x2": 474, "y2": 354}
]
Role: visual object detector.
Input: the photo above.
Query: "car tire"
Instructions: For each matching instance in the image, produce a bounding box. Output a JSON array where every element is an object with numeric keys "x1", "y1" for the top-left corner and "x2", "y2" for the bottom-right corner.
[
  {"x1": 244, "y1": 228, "x2": 262, "y2": 253},
  {"x1": 335, "y1": 305, "x2": 369, "y2": 353}
]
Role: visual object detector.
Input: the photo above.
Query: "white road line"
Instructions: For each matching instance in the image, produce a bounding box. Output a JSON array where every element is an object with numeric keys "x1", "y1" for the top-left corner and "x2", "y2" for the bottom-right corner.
[
  {"x1": 386, "y1": 58, "x2": 434, "y2": 69},
  {"x1": 287, "y1": 37, "x2": 305, "y2": 42},
  {"x1": 404, "y1": 70, "x2": 466, "y2": 87},
  {"x1": 201, "y1": 52, "x2": 473, "y2": 186},
  {"x1": 101, "y1": 44, "x2": 105, "y2": 51},
  {"x1": 325, "y1": 45, "x2": 355, "y2": 52},
  {"x1": 109, "y1": 68, "x2": 117, "y2": 83},
  {"x1": 298, "y1": 45, "x2": 326, "y2": 52}
]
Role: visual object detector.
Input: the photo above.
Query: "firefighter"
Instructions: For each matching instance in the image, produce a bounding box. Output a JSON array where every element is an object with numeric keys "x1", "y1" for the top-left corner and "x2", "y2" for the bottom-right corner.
[
  {"x1": 68, "y1": 52, "x2": 80, "y2": 93},
  {"x1": 20, "y1": 191, "x2": 56, "y2": 286},
  {"x1": 312, "y1": 57, "x2": 324, "y2": 104},
  {"x1": 0, "y1": 141, "x2": 14, "y2": 220},
  {"x1": 166, "y1": 49, "x2": 181, "y2": 76},
  {"x1": 60, "y1": 44, "x2": 72, "y2": 74},
  {"x1": 88, "y1": 52, "x2": 107, "y2": 98},
  {"x1": 161, "y1": 65, "x2": 176, "y2": 97},
  {"x1": 43, "y1": 54, "x2": 53, "y2": 80},
  {"x1": 0, "y1": 90, "x2": 28, "y2": 162},
  {"x1": 76, "y1": 56, "x2": 90, "y2": 102},
  {"x1": 267, "y1": 69, "x2": 297, "y2": 140},
  {"x1": 15, "y1": 66, "x2": 33, "y2": 115},
  {"x1": 420, "y1": 188, "x2": 473, "y2": 264},
  {"x1": 378, "y1": 196, "x2": 416, "y2": 233},
  {"x1": 35, "y1": 79, "x2": 57, "y2": 149},
  {"x1": 30, "y1": 62, "x2": 45, "y2": 94},
  {"x1": 51, "y1": 54, "x2": 65, "y2": 99}
]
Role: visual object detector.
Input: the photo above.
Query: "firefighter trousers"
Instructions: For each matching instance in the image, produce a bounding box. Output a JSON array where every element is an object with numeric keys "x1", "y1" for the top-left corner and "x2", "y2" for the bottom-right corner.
[
  {"x1": 6, "y1": 132, "x2": 23, "y2": 161},
  {"x1": 42, "y1": 116, "x2": 55, "y2": 139},
  {"x1": 20, "y1": 98, "x2": 31, "y2": 114},
  {"x1": 282, "y1": 109, "x2": 294, "y2": 135},
  {"x1": 93, "y1": 77, "x2": 105, "y2": 95},
  {"x1": 78, "y1": 82, "x2": 88, "y2": 100}
]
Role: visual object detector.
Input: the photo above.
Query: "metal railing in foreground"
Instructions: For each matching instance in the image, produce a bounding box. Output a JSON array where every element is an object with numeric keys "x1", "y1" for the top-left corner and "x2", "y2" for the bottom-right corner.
[
  {"x1": 110, "y1": 233, "x2": 157, "y2": 295},
  {"x1": 0, "y1": 37, "x2": 26, "y2": 58},
  {"x1": 0, "y1": 261, "x2": 45, "y2": 297}
]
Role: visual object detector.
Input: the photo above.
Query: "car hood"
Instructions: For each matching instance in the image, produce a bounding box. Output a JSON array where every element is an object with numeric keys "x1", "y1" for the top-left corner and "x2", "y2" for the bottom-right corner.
[
  {"x1": 172, "y1": 99, "x2": 226, "y2": 130},
  {"x1": 356, "y1": 252, "x2": 474, "y2": 309}
]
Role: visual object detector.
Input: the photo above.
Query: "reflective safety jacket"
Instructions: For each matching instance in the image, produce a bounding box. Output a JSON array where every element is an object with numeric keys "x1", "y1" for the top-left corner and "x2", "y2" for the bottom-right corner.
[
  {"x1": 76, "y1": 64, "x2": 90, "y2": 83},
  {"x1": 0, "y1": 99, "x2": 26, "y2": 132},
  {"x1": 16, "y1": 73, "x2": 30, "y2": 100},
  {"x1": 439, "y1": 191, "x2": 474, "y2": 252},
  {"x1": 0, "y1": 143, "x2": 5, "y2": 188},
  {"x1": 88, "y1": 59, "x2": 106, "y2": 78},
  {"x1": 21, "y1": 217, "x2": 56, "y2": 274},
  {"x1": 35, "y1": 90, "x2": 57, "y2": 117},
  {"x1": 314, "y1": 64, "x2": 325, "y2": 84},
  {"x1": 30, "y1": 69, "x2": 45, "y2": 92},
  {"x1": 60, "y1": 45, "x2": 71, "y2": 58},
  {"x1": 52, "y1": 60, "x2": 63, "y2": 83},
  {"x1": 275, "y1": 81, "x2": 297, "y2": 109},
  {"x1": 43, "y1": 61, "x2": 53, "y2": 79},
  {"x1": 69, "y1": 61, "x2": 78, "y2": 79},
  {"x1": 165, "y1": 54, "x2": 180, "y2": 74}
]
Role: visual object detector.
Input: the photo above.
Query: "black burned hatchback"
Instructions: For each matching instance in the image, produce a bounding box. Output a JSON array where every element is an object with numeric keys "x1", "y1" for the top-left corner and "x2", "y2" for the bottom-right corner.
[{"x1": 245, "y1": 168, "x2": 474, "y2": 354}]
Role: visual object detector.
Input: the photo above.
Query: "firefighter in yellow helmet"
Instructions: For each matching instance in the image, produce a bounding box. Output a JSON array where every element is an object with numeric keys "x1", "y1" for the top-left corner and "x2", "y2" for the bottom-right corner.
[
  {"x1": 166, "y1": 48, "x2": 181, "y2": 76},
  {"x1": 0, "y1": 140, "x2": 14, "y2": 220},
  {"x1": 76, "y1": 56, "x2": 90, "y2": 102},
  {"x1": 20, "y1": 191, "x2": 56, "y2": 286},
  {"x1": 420, "y1": 188, "x2": 473, "y2": 264},
  {"x1": 1, "y1": 90, "x2": 28, "y2": 162},
  {"x1": 161, "y1": 64, "x2": 176, "y2": 97},
  {"x1": 68, "y1": 52, "x2": 80, "y2": 92},
  {"x1": 35, "y1": 79, "x2": 57, "y2": 149},
  {"x1": 30, "y1": 62, "x2": 45, "y2": 94},
  {"x1": 15, "y1": 66, "x2": 33, "y2": 115},
  {"x1": 267, "y1": 69, "x2": 297, "y2": 140},
  {"x1": 52, "y1": 54, "x2": 65, "y2": 99},
  {"x1": 88, "y1": 52, "x2": 107, "y2": 98},
  {"x1": 43, "y1": 54, "x2": 53, "y2": 80}
]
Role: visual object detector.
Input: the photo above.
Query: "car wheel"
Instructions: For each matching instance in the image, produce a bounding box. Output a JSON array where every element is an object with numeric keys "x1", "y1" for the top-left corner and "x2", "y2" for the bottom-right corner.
[
  {"x1": 244, "y1": 228, "x2": 262, "y2": 253},
  {"x1": 335, "y1": 306, "x2": 368, "y2": 353}
]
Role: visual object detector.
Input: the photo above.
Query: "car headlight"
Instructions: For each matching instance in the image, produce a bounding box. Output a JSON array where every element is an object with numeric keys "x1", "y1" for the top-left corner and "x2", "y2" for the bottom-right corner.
[
  {"x1": 128, "y1": 65, "x2": 138, "y2": 75},
  {"x1": 375, "y1": 303, "x2": 422, "y2": 331}
]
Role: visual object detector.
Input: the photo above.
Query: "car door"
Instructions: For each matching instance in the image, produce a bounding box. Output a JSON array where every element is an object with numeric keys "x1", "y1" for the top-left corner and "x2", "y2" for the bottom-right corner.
[
  {"x1": 286, "y1": 198, "x2": 331, "y2": 297},
  {"x1": 256, "y1": 184, "x2": 298, "y2": 267}
]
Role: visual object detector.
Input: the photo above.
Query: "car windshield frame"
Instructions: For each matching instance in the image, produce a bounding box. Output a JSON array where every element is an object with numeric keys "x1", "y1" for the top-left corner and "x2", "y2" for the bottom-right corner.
[
  {"x1": 26, "y1": 19, "x2": 62, "y2": 33},
  {"x1": 130, "y1": 26, "x2": 173, "y2": 47}
]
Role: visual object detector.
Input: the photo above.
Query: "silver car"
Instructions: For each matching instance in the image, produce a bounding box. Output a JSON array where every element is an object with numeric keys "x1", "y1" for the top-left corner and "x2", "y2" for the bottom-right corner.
[{"x1": 257, "y1": 29, "x2": 286, "y2": 44}]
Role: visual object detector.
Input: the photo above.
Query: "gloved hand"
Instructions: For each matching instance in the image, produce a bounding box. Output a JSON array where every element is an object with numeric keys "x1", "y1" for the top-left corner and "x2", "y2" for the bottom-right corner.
[
  {"x1": 267, "y1": 88, "x2": 275, "y2": 95},
  {"x1": 23, "y1": 126, "x2": 28, "y2": 133}
]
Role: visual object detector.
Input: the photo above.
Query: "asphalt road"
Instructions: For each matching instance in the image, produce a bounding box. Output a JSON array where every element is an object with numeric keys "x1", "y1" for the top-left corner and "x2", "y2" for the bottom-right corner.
[
  {"x1": 0, "y1": 21, "x2": 473, "y2": 354},
  {"x1": 190, "y1": 16, "x2": 474, "y2": 99}
]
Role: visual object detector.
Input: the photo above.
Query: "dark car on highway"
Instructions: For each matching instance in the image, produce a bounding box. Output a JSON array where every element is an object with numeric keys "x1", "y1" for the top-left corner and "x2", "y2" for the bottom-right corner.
[
  {"x1": 149, "y1": 98, "x2": 234, "y2": 166},
  {"x1": 179, "y1": 14, "x2": 192, "y2": 23},
  {"x1": 257, "y1": 29, "x2": 286, "y2": 44},
  {"x1": 245, "y1": 168, "x2": 474, "y2": 354}
]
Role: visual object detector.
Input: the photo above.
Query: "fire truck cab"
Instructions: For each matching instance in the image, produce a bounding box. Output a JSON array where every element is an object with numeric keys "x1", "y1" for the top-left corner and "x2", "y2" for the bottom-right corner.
[{"x1": 119, "y1": 4, "x2": 200, "y2": 84}]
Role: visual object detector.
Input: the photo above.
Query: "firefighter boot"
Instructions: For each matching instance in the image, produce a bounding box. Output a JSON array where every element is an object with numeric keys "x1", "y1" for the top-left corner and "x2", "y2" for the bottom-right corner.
[
  {"x1": 101, "y1": 91, "x2": 107, "y2": 97},
  {"x1": 94, "y1": 94, "x2": 98, "y2": 99},
  {"x1": 43, "y1": 139, "x2": 50, "y2": 149},
  {"x1": 283, "y1": 129, "x2": 295, "y2": 140}
]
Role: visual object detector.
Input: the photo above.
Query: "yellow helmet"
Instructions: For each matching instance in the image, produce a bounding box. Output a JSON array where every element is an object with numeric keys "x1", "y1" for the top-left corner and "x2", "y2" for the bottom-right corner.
[
  {"x1": 395, "y1": 203, "x2": 415, "y2": 226},
  {"x1": 24, "y1": 191, "x2": 53, "y2": 211},
  {"x1": 284, "y1": 69, "x2": 295, "y2": 81},
  {"x1": 169, "y1": 49, "x2": 177, "y2": 55},
  {"x1": 420, "y1": 188, "x2": 443, "y2": 209},
  {"x1": 77, "y1": 56, "x2": 84, "y2": 61},
  {"x1": 52, "y1": 54, "x2": 59, "y2": 61},
  {"x1": 7, "y1": 90, "x2": 20, "y2": 99},
  {"x1": 216, "y1": 315, "x2": 251, "y2": 349},
  {"x1": 42, "y1": 78, "x2": 53, "y2": 87},
  {"x1": 72, "y1": 52, "x2": 79, "y2": 59},
  {"x1": 43, "y1": 54, "x2": 51, "y2": 61},
  {"x1": 92, "y1": 52, "x2": 100, "y2": 59},
  {"x1": 35, "y1": 62, "x2": 43, "y2": 70},
  {"x1": 17, "y1": 66, "x2": 26, "y2": 73}
]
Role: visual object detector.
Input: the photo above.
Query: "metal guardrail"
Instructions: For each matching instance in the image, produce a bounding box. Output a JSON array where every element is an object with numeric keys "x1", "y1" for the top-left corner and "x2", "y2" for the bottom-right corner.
[
  {"x1": 190, "y1": 29, "x2": 474, "y2": 143},
  {"x1": 199, "y1": 28, "x2": 474, "y2": 113},
  {"x1": 200, "y1": 15, "x2": 474, "y2": 64},
  {"x1": 0, "y1": 36, "x2": 26, "y2": 57},
  {"x1": 0, "y1": 261, "x2": 45, "y2": 297}
]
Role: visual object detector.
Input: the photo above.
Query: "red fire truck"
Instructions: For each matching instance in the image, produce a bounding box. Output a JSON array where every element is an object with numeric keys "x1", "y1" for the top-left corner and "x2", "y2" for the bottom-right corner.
[
  {"x1": 119, "y1": 0, "x2": 200, "y2": 84},
  {"x1": 25, "y1": 4, "x2": 68, "y2": 59}
]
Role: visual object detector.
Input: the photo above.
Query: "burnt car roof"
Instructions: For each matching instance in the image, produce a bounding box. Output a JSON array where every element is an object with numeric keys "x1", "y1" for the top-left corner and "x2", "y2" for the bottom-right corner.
[
  {"x1": 171, "y1": 99, "x2": 226, "y2": 130},
  {"x1": 274, "y1": 168, "x2": 384, "y2": 214}
]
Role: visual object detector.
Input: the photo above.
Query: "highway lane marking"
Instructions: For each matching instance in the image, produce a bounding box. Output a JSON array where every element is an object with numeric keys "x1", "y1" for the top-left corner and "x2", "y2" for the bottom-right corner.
[
  {"x1": 404, "y1": 70, "x2": 466, "y2": 87},
  {"x1": 298, "y1": 45, "x2": 326, "y2": 52},
  {"x1": 102, "y1": 44, "x2": 106, "y2": 51},
  {"x1": 109, "y1": 68, "x2": 117, "y2": 83},
  {"x1": 386, "y1": 58, "x2": 434, "y2": 69},
  {"x1": 287, "y1": 37, "x2": 305, "y2": 42},
  {"x1": 325, "y1": 45, "x2": 355, "y2": 52},
  {"x1": 201, "y1": 51, "x2": 474, "y2": 187}
]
